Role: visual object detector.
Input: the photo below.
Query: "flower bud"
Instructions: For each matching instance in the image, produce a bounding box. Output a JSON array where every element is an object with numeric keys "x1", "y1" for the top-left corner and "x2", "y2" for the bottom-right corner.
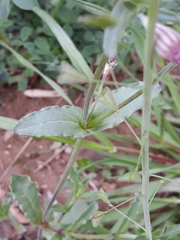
[{"x1": 138, "y1": 13, "x2": 180, "y2": 64}]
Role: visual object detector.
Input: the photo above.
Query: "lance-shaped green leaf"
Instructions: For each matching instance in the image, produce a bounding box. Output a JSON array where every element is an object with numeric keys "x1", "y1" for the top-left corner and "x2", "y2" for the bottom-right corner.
[
  {"x1": 88, "y1": 82, "x2": 162, "y2": 132},
  {"x1": 14, "y1": 105, "x2": 89, "y2": 138},
  {"x1": 0, "y1": 41, "x2": 73, "y2": 105},
  {"x1": 12, "y1": 0, "x2": 39, "y2": 10},
  {"x1": 73, "y1": 0, "x2": 110, "y2": 17},
  {"x1": 10, "y1": 174, "x2": 42, "y2": 226},
  {"x1": 57, "y1": 61, "x2": 88, "y2": 85},
  {"x1": 33, "y1": 7, "x2": 93, "y2": 79},
  {"x1": 103, "y1": 1, "x2": 136, "y2": 58}
]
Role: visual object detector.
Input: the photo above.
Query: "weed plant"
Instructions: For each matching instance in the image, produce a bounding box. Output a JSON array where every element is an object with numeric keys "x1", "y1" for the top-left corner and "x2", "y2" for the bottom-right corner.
[{"x1": 0, "y1": 0, "x2": 180, "y2": 240}]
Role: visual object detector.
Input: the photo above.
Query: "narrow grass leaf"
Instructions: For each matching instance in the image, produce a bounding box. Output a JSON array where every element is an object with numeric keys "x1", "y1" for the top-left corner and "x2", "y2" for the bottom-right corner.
[
  {"x1": 73, "y1": 0, "x2": 110, "y2": 16},
  {"x1": 10, "y1": 174, "x2": 42, "y2": 226},
  {"x1": 115, "y1": 193, "x2": 141, "y2": 235},
  {"x1": 0, "y1": 41, "x2": 73, "y2": 105},
  {"x1": 33, "y1": 7, "x2": 93, "y2": 79},
  {"x1": 14, "y1": 105, "x2": 89, "y2": 138},
  {"x1": 162, "y1": 114, "x2": 180, "y2": 143},
  {"x1": 0, "y1": 117, "x2": 18, "y2": 131},
  {"x1": 129, "y1": 114, "x2": 180, "y2": 150}
]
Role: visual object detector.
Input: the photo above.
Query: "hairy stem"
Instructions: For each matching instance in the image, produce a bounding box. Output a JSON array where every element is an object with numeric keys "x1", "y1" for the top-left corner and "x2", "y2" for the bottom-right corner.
[
  {"x1": 83, "y1": 54, "x2": 107, "y2": 125},
  {"x1": 141, "y1": 1, "x2": 159, "y2": 240}
]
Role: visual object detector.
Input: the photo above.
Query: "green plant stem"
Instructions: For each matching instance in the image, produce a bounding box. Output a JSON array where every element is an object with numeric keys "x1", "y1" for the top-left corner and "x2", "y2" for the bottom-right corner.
[
  {"x1": 37, "y1": 54, "x2": 108, "y2": 240},
  {"x1": 42, "y1": 137, "x2": 83, "y2": 221},
  {"x1": 83, "y1": 54, "x2": 108, "y2": 125},
  {"x1": 87, "y1": 61, "x2": 177, "y2": 128},
  {"x1": 141, "y1": 1, "x2": 159, "y2": 240}
]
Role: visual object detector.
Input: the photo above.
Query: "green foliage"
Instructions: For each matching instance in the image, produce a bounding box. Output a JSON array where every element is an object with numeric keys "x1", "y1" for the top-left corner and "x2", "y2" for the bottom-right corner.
[
  {"x1": 14, "y1": 105, "x2": 87, "y2": 138},
  {"x1": 103, "y1": 1, "x2": 137, "y2": 59},
  {"x1": 10, "y1": 174, "x2": 42, "y2": 226},
  {"x1": 0, "y1": 0, "x2": 180, "y2": 239},
  {"x1": 12, "y1": 0, "x2": 39, "y2": 10},
  {"x1": 33, "y1": 7, "x2": 93, "y2": 79},
  {"x1": 0, "y1": 193, "x2": 12, "y2": 221},
  {"x1": 0, "y1": 0, "x2": 10, "y2": 20},
  {"x1": 14, "y1": 82, "x2": 161, "y2": 138}
]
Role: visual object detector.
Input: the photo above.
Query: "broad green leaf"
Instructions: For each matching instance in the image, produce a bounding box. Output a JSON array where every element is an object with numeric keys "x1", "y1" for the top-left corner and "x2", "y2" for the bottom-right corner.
[
  {"x1": 73, "y1": 0, "x2": 110, "y2": 17},
  {"x1": 0, "y1": 41, "x2": 73, "y2": 105},
  {"x1": 20, "y1": 27, "x2": 33, "y2": 41},
  {"x1": 14, "y1": 105, "x2": 88, "y2": 138},
  {"x1": 10, "y1": 174, "x2": 42, "y2": 225},
  {"x1": 103, "y1": 1, "x2": 136, "y2": 58},
  {"x1": 12, "y1": 0, "x2": 39, "y2": 10},
  {"x1": 57, "y1": 61, "x2": 88, "y2": 85},
  {"x1": 33, "y1": 7, "x2": 93, "y2": 79},
  {"x1": 0, "y1": 116, "x2": 18, "y2": 131},
  {"x1": 0, "y1": 0, "x2": 10, "y2": 20},
  {"x1": 88, "y1": 82, "x2": 161, "y2": 132},
  {"x1": 34, "y1": 37, "x2": 50, "y2": 53}
]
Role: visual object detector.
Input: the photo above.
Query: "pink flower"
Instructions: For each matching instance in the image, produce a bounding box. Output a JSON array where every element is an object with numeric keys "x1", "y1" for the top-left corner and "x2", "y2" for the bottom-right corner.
[{"x1": 139, "y1": 14, "x2": 180, "y2": 64}]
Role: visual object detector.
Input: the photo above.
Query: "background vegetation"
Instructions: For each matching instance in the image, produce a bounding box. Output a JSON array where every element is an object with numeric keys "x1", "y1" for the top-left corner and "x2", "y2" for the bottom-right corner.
[{"x1": 0, "y1": 0, "x2": 180, "y2": 239}]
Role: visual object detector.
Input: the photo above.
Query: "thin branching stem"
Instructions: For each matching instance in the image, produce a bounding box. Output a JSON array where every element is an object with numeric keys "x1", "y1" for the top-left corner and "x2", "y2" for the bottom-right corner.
[{"x1": 141, "y1": 1, "x2": 159, "y2": 239}]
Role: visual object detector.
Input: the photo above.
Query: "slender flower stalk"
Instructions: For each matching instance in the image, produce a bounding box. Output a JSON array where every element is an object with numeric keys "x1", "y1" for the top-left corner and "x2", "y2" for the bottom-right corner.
[
  {"x1": 140, "y1": 1, "x2": 159, "y2": 240},
  {"x1": 139, "y1": 13, "x2": 180, "y2": 64}
]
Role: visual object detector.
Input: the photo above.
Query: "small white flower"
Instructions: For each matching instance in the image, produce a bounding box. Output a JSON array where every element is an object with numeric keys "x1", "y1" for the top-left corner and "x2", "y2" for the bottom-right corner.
[{"x1": 139, "y1": 13, "x2": 180, "y2": 64}]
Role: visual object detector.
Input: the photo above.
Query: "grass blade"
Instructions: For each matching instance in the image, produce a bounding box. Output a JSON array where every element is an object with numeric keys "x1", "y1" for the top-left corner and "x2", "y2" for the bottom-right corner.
[{"x1": 33, "y1": 7, "x2": 93, "y2": 79}]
